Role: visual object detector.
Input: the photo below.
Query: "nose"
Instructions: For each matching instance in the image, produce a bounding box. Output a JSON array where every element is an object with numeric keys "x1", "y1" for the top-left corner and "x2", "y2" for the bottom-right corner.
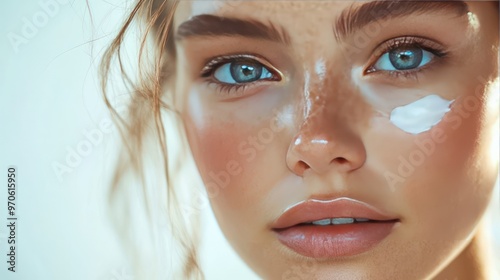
[{"x1": 286, "y1": 116, "x2": 367, "y2": 177}]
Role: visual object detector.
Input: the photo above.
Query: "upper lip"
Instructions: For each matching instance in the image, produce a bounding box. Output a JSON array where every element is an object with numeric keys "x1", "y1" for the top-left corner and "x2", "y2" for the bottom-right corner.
[{"x1": 271, "y1": 197, "x2": 400, "y2": 229}]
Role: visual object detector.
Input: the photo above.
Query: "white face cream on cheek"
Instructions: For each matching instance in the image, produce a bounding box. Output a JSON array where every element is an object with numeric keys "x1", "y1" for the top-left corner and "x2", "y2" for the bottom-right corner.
[{"x1": 390, "y1": 95, "x2": 454, "y2": 135}]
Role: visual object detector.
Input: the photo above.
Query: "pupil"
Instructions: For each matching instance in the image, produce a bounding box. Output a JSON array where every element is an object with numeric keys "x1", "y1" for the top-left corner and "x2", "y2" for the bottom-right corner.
[
  {"x1": 389, "y1": 46, "x2": 423, "y2": 70},
  {"x1": 241, "y1": 65, "x2": 254, "y2": 76},
  {"x1": 230, "y1": 62, "x2": 262, "y2": 83}
]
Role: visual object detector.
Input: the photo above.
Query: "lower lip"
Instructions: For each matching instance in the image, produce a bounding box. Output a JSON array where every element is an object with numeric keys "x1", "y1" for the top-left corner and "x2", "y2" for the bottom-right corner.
[{"x1": 274, "y1": 222, "x2": 398, "y2": 258}]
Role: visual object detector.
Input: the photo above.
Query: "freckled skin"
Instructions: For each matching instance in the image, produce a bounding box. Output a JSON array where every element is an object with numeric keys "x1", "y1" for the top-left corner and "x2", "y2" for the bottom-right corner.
[{"x1": 173, "y1": 1, "x2": 499, "y2": 279}]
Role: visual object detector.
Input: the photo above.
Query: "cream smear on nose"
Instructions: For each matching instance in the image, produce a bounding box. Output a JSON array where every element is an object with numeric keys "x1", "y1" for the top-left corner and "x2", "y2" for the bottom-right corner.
[{"x1": 390, "y1": 95, "x2": 454, "y2": 134}]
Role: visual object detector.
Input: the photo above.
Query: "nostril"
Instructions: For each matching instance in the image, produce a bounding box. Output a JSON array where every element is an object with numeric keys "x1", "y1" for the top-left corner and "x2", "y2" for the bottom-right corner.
[
  {"x1": 332, "y1": 157, "x2": 348, "y2": 165},
  {"x1": 295, "y1": 161, "x2": 310, "y2": 175}
]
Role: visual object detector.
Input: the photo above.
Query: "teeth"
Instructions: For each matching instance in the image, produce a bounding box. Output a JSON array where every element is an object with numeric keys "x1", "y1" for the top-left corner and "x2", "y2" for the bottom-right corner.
[
  {"x1": 312, "y1": 218, "x2": 332, "y2": 226},
  {"x1": 310, "y1": 218, "x2": 371, "y2": 226},
  {"x1": 331, "y1": 218, "x2": 355, "y2": 225}
]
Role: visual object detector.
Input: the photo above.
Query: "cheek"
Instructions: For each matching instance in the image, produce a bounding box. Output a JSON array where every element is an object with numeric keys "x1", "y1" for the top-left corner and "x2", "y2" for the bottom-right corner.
[
  {"x1": 184, "y1": 118, "x2": 250, "y2": 196},
  {"x1": 182, "y1": 88, "x2": 294, "y2": 228},
  {"x1": 378, "y1": 79, "x2": 498, "y2": 242},
  {"x1": 183, "y1": 110, "x2": 292, "y2": 246}
]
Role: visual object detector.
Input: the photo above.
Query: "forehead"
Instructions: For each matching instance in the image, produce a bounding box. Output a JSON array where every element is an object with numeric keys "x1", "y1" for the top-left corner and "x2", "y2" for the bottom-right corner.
[
  {"x1": 173, "y1": 1, "x2": 471, "y2": 41},
  {"x1": 174, "y1": 0, "x2": 349, "y2": 27}
]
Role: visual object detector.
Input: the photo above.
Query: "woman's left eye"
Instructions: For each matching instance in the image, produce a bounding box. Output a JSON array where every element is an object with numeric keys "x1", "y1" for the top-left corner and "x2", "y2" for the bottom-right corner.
[
  {"x1": 373, "y1": 45, "x2": 435, "y2": 71},
  {"x1": 213, "y1": 60, "x2": 274, "y2": 84}
]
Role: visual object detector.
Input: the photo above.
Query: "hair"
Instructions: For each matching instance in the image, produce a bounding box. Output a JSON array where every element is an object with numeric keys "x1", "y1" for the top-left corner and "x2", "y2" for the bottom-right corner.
[
  {"x1": 100, "y1": 1, "x2": 499, "y2": 279},
  {"x1": 99, "y1": 0, "x2": 204, "y2": 278}
]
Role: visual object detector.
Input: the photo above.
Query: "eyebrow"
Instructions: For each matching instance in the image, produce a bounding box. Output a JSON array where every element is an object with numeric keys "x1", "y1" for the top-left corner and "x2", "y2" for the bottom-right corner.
[
  {"x1": 176, "y1": 1, "x2": 469, "y2": 45},
  {"x1": 334, "y1": 0, "x2": 469, "y2": 41},
  {"x1": 176, "y1": 14, "x2": 291, "y2": 44}
]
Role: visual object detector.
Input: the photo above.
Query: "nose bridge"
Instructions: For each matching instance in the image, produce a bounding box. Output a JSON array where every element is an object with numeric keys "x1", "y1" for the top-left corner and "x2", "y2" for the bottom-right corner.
[
  {"x1": 286, "y1": 58, "x2": 367, "y2": 176},
  {"x1": 302, "y1": 58, "x2": 350, "y2": 127}
]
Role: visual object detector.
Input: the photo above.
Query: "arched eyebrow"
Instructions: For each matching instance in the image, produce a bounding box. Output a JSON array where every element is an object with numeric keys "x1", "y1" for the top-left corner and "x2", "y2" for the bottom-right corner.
[
  {"x1": 176, "y1": 14, "x2": 291, "y2": 45},
  {"x1": 334, "y1": 0, "x2": 469, "y2": 41}
]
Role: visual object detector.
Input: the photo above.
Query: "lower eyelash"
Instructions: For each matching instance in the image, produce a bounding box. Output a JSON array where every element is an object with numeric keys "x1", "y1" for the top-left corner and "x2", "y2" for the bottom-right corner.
[
  {"x1": 367, "y1": 61, "x2": 441, "y2": 82},
  {"x1": 384, "y1": 68, "x2": 425, "y2": 81},
  {"x1": 206, "y1": 81, "x2": 250, "y2": 98}
]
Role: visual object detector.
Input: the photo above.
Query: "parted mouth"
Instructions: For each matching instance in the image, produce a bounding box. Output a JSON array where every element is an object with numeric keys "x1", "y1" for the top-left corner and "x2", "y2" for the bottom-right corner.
[
  {"x1": 271, "y1": 197, "x2": 400, "y2": 230},
  {"x1": 271, "y1": 197, "x2": 401, "y2": 258}
]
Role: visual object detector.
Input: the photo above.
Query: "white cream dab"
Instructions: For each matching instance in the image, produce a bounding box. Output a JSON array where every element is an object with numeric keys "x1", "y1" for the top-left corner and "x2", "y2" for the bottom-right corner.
[{"x1": 390, "y1": 95, "x2": 454, "y2": 135}]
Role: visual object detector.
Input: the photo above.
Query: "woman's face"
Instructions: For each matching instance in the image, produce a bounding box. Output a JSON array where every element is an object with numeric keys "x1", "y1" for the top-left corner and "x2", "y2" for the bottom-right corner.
[{"x1": 173, "y1": 1, "x2": 499, "y2": 279}]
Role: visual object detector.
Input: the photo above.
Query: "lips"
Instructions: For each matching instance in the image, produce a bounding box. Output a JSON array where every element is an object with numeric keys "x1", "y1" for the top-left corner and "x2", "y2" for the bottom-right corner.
[{"x1": 271, "y1": 197, "x2": 400, "y2": 258}]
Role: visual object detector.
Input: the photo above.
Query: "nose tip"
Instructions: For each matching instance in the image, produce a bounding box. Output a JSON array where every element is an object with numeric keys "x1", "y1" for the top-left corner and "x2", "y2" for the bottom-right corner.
[{"x1": 286, "y1": 133, "x2": 366, "y2": 176}]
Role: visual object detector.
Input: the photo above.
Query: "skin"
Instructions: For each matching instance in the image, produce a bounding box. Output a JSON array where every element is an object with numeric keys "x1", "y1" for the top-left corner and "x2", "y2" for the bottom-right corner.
[{"x1": 170, "y1": 1, "x2": 499, "y2": 279}]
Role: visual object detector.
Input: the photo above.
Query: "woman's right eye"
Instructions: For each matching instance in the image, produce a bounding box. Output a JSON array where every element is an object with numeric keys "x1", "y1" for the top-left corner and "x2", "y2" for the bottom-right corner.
[
  {"x1": 200, "y1": 55, "x2": 283, "y2": 98},
  {"x1": 213, "y1": 60, "x2": 274, "y2": 84}
]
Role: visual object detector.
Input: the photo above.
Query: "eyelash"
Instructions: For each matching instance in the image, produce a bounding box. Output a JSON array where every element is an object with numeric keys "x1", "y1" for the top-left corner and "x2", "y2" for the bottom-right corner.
[
  {"x1": 365, "y1": 36, "x2": 449, "y2": 79},
  {"x1": 200, "y1": 54, "x2": 281, "y2": 97}
]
